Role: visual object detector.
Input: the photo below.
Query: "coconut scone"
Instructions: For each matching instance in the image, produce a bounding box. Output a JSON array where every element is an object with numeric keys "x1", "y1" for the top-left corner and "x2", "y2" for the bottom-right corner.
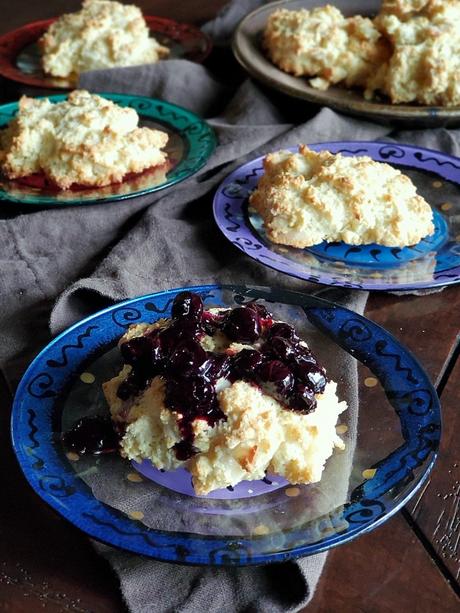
[
  {"x1": 0, "y1": 90, "x2": 168, "y2": 189},
  {"x1": 379, "y1": 0, "x2": 432, "y2": 18},
  {"x1": 103, "y1": 293, "x2": 347, "y2": 496},
  {"x1": 263, "y1": 6, "x2": 390, "y2": 90},
  {"x1": 369, "y1": 0, "x2": 460, "y2": 105},
  {"x1": 249, "y1": 145, "x2": 434, "y2": 248},
  {"x1": 39, "y1": 0, "x2": 169, "y2": 78}
]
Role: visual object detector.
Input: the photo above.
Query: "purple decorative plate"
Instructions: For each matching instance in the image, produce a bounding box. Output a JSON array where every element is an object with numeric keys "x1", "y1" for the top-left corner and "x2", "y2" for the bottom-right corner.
[{"x1": 213, "y1": 141, "x2": 460, "y2": 292}]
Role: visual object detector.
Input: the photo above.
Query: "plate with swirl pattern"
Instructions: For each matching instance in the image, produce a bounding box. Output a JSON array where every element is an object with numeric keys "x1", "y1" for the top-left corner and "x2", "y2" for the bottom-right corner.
[
  {"x1": 0, "y1": 94, "x2": 216, "y2": 206},
  {"x1": 11, "y1": 284, "x2": 440, "y2": 565},
  {"x1": 213, "y1": 141, "x2": 460, "y2": 292}
]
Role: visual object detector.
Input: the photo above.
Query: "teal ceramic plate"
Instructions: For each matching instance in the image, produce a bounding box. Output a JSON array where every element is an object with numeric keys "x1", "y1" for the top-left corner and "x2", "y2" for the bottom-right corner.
[{"x1": 0, "y1": 94, "x2": 216, "y2": 206}]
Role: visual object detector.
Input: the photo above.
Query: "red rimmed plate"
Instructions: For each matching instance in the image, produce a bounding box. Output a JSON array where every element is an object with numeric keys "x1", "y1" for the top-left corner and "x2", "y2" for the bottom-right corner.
[{"x1": 0, "y1": 16, "x2": 212, "y2": 90}]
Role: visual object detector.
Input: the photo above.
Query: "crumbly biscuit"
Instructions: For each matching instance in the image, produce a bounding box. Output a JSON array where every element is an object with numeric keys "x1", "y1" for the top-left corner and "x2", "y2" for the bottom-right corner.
[
  {"x1": 103, "y1": 312, "x2": 346, "y2": 496},
  {"x1": 263, "y1": 6, "x2": 390, "y2": 90},
  {"x1": 0, "y1": 90, "x2": 168, "y2": 189},
  {"x1": 368, "y1": 0, "x2": 460, "y2": 104},
  {"x1": 379, "y1": 0, "x2": 431, "y2": 18},
  {"x1": 263, "y1": 1, "x2": 460, "y2": 106},
  {"x1": 249, "y1": 145, "x2": 434, "y2": 248},
  {"x1": 39, "y1": 0, "x2": 169, "y2": 78}
]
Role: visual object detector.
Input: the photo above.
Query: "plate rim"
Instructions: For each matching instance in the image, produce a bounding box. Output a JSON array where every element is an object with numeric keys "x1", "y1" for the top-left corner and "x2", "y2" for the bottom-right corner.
[
  {"x1": 11, "y1": 283, "x2": 441, "y2": 566},
  {"x1": 0, "y1": 92, "x2": 217, "y2": 206},
  {"x1": 0, "y1": 15, "x2": 212, "y2": 89},
  {"x1": 213, "y1": 140, "x2": 460, "y2": 292},
  {"x1": 232, "y1": 0, "x2": 460, "y2": 123}
]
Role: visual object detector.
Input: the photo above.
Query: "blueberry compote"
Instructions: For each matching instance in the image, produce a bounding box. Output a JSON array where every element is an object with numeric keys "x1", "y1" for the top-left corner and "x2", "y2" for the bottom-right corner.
[
  {"x1": 63, "y1": 415, "x2": 118, "y2": 455},
  {"x1": 115, "y1": 292, "x2": 327, "y2": 461}
]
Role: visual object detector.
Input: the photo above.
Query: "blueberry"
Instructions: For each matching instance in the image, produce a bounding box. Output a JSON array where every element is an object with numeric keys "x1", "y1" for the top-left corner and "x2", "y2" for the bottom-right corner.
[
  {"x1": 166, "y1": 375, "x2": 215, "y2": 413},
  {"x1": 231, "y1": 349, "x2": 263, "y2": 377},
  {"x1": 159, "y1": 319, "x2": 201, "y2": 355},
  {"x1": 117, "y1": 371, "x2": 143, "y2": 400},
  {"x1": 246, "y1": 301, "x2": 272, "y2": 320},
  {"x1": 201, "y1": 353, "x2": 231, "y2": 381},
  {"x1": 289, "y1": 383, "x2": 317, "y2": 414},
  {"x1": 120, "y1": 336, "x2": 153, "y2": 366},
  {"x1": 222, "y1": 306, "x2": 261, "y2": 343},
  {"x1": 172, "y1": 291, "x2": 204, "y2": 320},
  {"x1": 257, "y1": 360, "x2": 294, "y2": 396},
  {"x1": 167, "y1": 339, "x2": 207, "y2": 376},
  {"x1": 294, "y1": 357, "x2": 326, "y2": 393},
  {"x1": 264, "y1": 336, "x2": 296, "y2": 363},
  {"x1": 267, "y1": 322, "x2": 298, "y2": 343}
]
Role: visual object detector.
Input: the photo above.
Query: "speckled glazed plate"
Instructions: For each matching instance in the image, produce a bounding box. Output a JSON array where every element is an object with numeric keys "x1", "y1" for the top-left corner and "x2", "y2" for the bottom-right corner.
[
  {"x1": 12, "y1": 285, "x2": 440, "y2": 565},
  {"x1": 0, "y1": 16, "x2": 212, "y2": 90},
  {"x1": 214, "y1": 141, "x2": 460, "y2": 292},
  {"x1": 233, "y1": 0, "x2": 460, "y2": 127},
  {"x1": 0, "y1": 93, "x2": 216, "y2": 206}
]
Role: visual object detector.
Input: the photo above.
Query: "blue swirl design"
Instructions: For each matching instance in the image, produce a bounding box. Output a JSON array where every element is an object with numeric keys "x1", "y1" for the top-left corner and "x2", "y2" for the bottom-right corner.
[
  {"x1": 389, "y1": 388, "x2": 433, "y2": 417},
  {"x1": 338, "y1": 319, "x2": 373, "y2": 342},
  {"x1": 336, "y1": 148, "x2": 369, "y2": 156},
  {"x1": 144, "y1": 298, "x2": 175, "y2": 315},
  {"x1": 233, "y1": 237, "x2": 262, "y2": 251},
  {"x1": 38, "y1": 475, "x2": 76, "y2": 498},
  {"x1": 209, "y1": 543, "x2": 252, "y2": 565},
  {"x1": 308, "y1": 209, "x2": 447, "y2": 268},
  {"x1": 27, "y1": 409, "x2": 44, "y2": 470},
  {"x1": 374, "y1": 340, "x2": 419, "y2": 385},
  {"x1": 224, "y1": 202, "x2": 242, "y2": 232},
  {"x1": 378, "y1": 145, "x2": 406, "y2": 160},
  {"x1": 345, "y1": 499, "x2": 386, "y2": 524},
  {"x1": 145, "y1": 290, "x2": 215, "y2": 315},
  {"x1": 46, "y1": 325, "x2": 99, "y2": 368},
  {"x1": 414, "y1": 151, "x2": 460, "y2": 170},
  {"x1": 27, "y1": 373, "x2": 56, "y2": 399},
  {"x1": 222, "y1": 182, "x2": 249, "y2": 199},
  {"x1": 112, "y1": 306, "x2": 143, "y2": 328}
]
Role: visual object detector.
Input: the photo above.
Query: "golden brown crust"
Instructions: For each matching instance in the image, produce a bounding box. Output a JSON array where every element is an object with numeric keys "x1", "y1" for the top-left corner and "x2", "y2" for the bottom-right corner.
[
  {"x1": 103, "y1": 313, "x2": 346, "y2": 495},
  {"x1": 249, "y1": 145, "x2": 434, "y2": 248},
  {"x1": 0, "y1": 90, "x2": 169, "y2": 189},
  {"x1": 263, "y1": 1, "x2": 460, "y2": 106},
  {"x1": 264, "y1": 6, "x2": 390, "y2": 88},
  {"x1": 40, "y1": 0, "x2": 169, "y2": 78}
]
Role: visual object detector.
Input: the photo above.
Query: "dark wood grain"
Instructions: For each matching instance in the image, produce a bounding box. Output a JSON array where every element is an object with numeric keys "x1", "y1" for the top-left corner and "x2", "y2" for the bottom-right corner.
[
  {"x1": 407, "y1": 355, "x2": 460, "y2": 587},
  {"x1": 307, "y1": 514, "x2": 460, "y2": 613}
]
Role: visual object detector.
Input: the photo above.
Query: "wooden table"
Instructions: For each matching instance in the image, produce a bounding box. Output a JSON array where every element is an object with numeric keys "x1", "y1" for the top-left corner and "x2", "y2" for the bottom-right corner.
[{"x1": 1, "y1": 2, "x2": 459, "y2": 611}]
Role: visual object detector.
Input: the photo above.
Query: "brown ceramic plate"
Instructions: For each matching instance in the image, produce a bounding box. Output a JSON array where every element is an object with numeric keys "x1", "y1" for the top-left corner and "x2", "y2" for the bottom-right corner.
[
  {"x1": 0, "y1": 16, "x2": 212, "y2": 90},
  {"x1": 232, "y1": 0, "x2": 460, "y2": 127}
]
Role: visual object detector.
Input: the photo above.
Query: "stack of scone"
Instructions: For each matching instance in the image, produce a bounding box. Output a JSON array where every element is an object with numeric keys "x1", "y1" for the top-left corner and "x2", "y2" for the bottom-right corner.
[{"x1": 264, "y1": 0, "x2": 460, "y2": 106}]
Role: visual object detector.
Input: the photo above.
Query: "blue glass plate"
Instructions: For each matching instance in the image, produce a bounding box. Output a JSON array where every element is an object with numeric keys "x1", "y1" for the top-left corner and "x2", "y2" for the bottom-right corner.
[
  {"x1": 11, "y1": 285, "x2": 440, "y2": 565},
  {"x1": 0, "y1": 94, "x2": 216, "y2": 206}
]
